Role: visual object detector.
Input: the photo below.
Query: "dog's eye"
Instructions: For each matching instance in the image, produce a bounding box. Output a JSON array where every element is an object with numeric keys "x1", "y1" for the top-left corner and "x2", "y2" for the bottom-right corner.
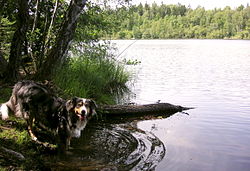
[{"x1": 76, "y1": 103, "x2": 83, "y2": 108}]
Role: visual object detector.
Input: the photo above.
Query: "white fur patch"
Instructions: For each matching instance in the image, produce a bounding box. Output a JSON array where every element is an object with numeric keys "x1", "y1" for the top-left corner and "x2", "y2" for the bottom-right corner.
[
  {"x1": 81, "y1": 98, "x2": 87, "y2": 103},
  {"x1": 71, "y1": 120, "x2": 87, "y2": 138},
  {"x1": 0, "y1": 103, "x2": 9, "y2": 120}
]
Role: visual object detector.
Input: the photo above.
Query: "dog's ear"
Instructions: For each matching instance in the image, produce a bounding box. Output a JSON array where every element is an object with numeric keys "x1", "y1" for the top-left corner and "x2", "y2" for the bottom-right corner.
[
  {"x1": 66, "y1": 97, "x2": 77, "y2": 111},
  {"x1": 88, "y1": 99, "x2": 97, "y2": 115},
  {"x1": 90, "y1": 99, "x2": 98, "y2": 109}
]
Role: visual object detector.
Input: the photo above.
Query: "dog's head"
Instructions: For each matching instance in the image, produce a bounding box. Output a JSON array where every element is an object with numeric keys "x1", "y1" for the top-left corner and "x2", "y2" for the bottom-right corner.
[{"x1": 66, "y1": 97, "x2": 97, "y2": 122}]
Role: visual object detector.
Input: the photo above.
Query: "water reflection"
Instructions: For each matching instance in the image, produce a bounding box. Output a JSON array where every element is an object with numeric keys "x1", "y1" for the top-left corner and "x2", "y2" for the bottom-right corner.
[
  {"x1": 52, "y1": 118, "x2": 166, "y2": 170},
  {"x1": 114, "y1": 39, "x2": 250, "y2": 171}
]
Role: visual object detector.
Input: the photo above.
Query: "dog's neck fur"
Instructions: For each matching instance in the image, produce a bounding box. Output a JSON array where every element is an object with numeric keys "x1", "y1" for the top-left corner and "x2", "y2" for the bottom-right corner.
[{"x1": 71, "y1": 120, "x2": 88, "y2": 138}]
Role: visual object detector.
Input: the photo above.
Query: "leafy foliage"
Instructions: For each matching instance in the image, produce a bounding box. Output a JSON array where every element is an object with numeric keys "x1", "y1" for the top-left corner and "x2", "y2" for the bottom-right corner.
[
  {"x1": 105, "y1": 3, "x2": 250, "y2": 39},
  {"x1": 0, "y1": 0, "x2": 130, "y2": 78},
  {"x1": 0, "y1": 0, "x2": 69, "y2": 76},
  {"x1": 0, "y1": 18, "x2": 15, "y2": 59}
]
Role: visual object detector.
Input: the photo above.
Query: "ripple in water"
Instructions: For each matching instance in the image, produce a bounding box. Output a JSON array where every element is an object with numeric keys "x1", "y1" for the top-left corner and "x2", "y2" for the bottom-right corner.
[{"x1": 53, "y1": 122, "x2": 165, "y2": 170}]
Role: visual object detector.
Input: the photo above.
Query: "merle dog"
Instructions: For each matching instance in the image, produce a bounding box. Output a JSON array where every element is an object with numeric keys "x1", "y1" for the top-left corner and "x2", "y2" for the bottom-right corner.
[{"x1": 0, "y1": 80, "x2": 97, "y2": 151}]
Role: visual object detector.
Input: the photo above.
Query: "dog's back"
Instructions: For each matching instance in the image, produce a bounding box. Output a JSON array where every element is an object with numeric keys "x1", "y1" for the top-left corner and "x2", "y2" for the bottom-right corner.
[{"x1": 0, "y1": 80, "x2": 51, "y2": 120}]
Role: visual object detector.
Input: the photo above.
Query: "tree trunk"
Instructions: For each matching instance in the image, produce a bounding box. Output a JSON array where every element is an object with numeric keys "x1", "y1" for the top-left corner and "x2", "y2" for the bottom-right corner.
[
  {"x1": 4, "y1": 0, "x2": 29, "y2": 82},
  {"x1": 37, "y1": 0, "x2": 87, "y2": 79},
  {"x1": 0, "y1": 51, "x2": 7, "y2": 78},
  {"x1": 98, "y1": 103, "x2": 194, "y2": 116}
]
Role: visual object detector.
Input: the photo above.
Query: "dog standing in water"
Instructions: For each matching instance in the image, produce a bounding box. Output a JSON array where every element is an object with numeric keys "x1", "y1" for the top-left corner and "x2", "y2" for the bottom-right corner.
[{"x1": 0, "y1": 80, "x2": 97, "y2": 151}]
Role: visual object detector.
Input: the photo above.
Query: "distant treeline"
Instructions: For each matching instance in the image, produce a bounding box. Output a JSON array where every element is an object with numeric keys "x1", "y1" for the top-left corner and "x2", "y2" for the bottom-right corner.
[{"x1": 105, "y1": 3, "x2": 250, "y2": 39}]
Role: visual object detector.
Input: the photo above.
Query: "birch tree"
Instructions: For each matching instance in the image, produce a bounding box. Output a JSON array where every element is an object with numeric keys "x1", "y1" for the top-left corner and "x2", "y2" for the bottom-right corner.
[
  {"x1": 1, "y1": 0, "x2": 88, "y2": 81},
  {"x1": 37, "y1": 0, "x2": 87, "y2": 79}
]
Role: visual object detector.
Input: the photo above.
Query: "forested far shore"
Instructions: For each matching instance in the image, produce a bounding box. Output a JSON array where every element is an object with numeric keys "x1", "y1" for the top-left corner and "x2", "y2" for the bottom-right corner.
[{"x1": 105, "y1": 3, "x2": 250, "y2": 39}]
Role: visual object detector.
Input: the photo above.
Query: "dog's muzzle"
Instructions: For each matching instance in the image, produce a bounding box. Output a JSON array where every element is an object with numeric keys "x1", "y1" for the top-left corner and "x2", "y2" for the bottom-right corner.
[
  {"x1": 79, "y1": 110, "x2": 87, "y2": 121},
  {"x1": 76, "y1": 110, "x2": 86, "y2": 121},
  {"x1": 74, "y1": 104, "x2": 88, "y2": 121}
]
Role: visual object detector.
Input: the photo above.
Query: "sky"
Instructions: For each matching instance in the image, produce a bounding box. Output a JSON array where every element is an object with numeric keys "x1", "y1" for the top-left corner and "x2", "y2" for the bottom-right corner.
[{"x1": 131, "y1": 0, "x2": 250, "y2": 9}]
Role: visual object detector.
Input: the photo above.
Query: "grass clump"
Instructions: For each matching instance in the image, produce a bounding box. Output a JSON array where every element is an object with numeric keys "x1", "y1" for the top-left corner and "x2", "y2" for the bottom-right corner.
[
  {"x1": 0, "y1": 117, "x2": 52, "y2": 170},
  {"x1": 0, "y1": 87, "x2": 53, "y2": 170},
  {"x1": 53, "y1": 43, "x2": 130, "y2": 104}
]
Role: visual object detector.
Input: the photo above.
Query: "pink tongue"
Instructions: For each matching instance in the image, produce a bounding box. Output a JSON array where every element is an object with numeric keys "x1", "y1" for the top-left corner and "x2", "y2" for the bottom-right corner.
[{"x1": 80, "y1": 115, "x2": 85, "y2": 121}]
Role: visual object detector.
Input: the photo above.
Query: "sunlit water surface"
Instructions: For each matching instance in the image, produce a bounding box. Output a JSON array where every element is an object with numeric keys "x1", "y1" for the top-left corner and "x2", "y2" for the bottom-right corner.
[{"x1": 56, "y1": 40, "x2": 250, "y2": 171}]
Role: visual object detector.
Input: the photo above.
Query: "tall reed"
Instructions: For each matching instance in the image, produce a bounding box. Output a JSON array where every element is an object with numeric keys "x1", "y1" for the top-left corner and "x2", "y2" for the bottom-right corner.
[{"x1": 53, "y1": 43, "x2": 130, "y2": 104}]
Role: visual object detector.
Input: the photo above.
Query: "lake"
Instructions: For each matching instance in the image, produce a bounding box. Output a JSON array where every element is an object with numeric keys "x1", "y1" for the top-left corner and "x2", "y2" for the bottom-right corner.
[{"x1": 56, "y1": 40, "x2": 250, "y2": 170}]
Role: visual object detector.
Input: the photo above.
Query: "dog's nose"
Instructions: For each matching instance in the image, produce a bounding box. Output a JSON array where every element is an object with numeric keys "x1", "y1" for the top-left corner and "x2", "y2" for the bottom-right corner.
[{"x1": 81, "y1": 110, "x2": 86, "y2": 115}]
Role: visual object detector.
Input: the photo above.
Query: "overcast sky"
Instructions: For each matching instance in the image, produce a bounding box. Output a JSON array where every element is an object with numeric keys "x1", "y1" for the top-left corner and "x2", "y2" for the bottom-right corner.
[{"x1": 131, "y1": 0, "x2": 250, "y2": 9}]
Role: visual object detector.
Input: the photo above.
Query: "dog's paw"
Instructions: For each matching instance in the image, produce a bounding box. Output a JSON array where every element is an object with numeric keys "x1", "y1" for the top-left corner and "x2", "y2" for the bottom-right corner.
[{"x1": 32, "y1": 136, "x2": 38, "y2": 141}]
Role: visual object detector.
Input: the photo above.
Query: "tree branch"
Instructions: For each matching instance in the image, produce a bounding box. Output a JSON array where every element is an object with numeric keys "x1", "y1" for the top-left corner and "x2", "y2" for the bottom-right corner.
[
  {"x1": 0, "y1": 147, "x2": 25, "y2": 161},
  {"x1": 44, "y1": 0, "x2": 58, "y2": 48},
  {"x1": 37, "y1": 0, "x2": 88, "y2": 79}
]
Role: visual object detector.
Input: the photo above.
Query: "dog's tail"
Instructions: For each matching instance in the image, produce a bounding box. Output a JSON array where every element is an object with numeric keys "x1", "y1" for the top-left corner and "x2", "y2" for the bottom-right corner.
[
  {"x1": 0, "y1": 102, "x2": 10, "y2": 120},
  {"x1": 0, "y1": 95, "x2": 15, "y2": 120}
]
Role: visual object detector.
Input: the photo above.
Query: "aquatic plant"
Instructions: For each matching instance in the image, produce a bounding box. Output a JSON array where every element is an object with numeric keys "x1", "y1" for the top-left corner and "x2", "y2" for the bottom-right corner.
[{"x1": 53, "y1": 43, "x2": 130, "y2": 104}]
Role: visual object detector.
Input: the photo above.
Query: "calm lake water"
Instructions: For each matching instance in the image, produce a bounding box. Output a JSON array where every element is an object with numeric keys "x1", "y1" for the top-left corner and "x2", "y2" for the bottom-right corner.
[{"x1": 57, "y1": 40, "x2": 250, "y2": 171}]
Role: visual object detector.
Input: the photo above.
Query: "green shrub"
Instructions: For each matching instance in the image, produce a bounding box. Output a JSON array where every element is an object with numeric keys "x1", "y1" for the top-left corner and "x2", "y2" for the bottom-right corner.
[{"x1": 53, "y1": 44, "x2": 130, "y2": 104}]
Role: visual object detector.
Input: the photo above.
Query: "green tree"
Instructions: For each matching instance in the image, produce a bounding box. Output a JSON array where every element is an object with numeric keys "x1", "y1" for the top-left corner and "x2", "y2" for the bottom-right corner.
[
  {"x1": 138, "y1": 3, "x2": 144, "y2": 16},
  {"x1": 1, "y1": 0, "x2": 132, "y2": 82},
  {"x1": 132, "y1": 26, "x2": 142, "y2": 39}
]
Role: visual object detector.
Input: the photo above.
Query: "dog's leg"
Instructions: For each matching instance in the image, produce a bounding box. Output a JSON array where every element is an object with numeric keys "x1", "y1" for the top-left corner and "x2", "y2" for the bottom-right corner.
[
  {"x1": 66, "y1": 137, "x2": 71, "y2": 150},
  {"x1": 57, "y1": 123, "x2": 71, "y2": 152},
  {"x1": 22, "y1": 102, "x2": 39, "y2": 141},
  {"x1": 15, "y1": 103, "x2": 23, "y2": 118},
  {"x1": 27, "y1": 117, "x2": 38, "y2": 141}
]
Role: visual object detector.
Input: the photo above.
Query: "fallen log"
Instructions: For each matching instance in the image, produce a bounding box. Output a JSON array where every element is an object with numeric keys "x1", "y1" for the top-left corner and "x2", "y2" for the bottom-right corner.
[{"x1": 97, "y1": 103, "x2": 194, "y2": 117}]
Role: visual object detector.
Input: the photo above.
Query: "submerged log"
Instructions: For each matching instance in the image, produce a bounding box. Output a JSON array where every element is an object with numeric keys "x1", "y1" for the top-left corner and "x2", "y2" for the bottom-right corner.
[{"x1": 98, "y1": 103, "x2": 194, "y2": 117}]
